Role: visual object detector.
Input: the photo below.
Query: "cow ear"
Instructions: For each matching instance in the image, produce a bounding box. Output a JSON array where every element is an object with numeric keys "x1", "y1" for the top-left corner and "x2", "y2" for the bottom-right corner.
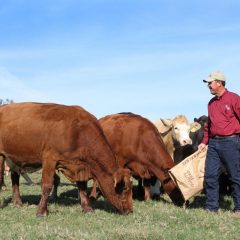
[
  {"x1": 160, "y1": 118, "x2": 173, "y2": 127},
  {"x1": 113, "y1": 168, "x2": 124, "y2": 187},
  {"x1": 190, "y1": 122, "x2": 201, "y2": 133},
  {"x1": 113, "y1": 169, "x2": 132, "y2": 194},
  {"x1": 114, "y1": 179, "x2": 117, "y2": 188},
  {"x1": 113, "y1": 168, "x2": 131, "y2": 187}
]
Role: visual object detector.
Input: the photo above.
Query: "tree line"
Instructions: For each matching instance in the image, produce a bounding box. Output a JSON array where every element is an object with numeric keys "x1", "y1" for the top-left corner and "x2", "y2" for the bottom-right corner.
[{"x1": 0, "y1": 99, "x2": 14, "y2": 105}]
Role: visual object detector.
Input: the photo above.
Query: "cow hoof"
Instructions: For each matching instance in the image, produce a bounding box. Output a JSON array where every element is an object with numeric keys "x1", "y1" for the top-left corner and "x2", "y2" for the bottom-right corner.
[
  {"x1": 36, "y1": 211, "x2": 48, "y2": 217},
  {"x1": 83, "y1": 207, "x2": 94, "y2": 213},
  {"x1": 13, "y1": 200, "x2": 23, "y2": 207},
  {"x1": 36, "y1": 213, "x2": 48, "y2": 218},
  {"x1": 144, "y1": 196, "x2": 151, "y2": 201}
]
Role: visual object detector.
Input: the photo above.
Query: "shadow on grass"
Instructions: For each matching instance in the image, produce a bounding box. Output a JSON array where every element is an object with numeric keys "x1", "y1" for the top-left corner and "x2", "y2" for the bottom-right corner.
[
  {"x1": 1, "y1": 191, "x2": 119, "y2": 214},
  {"x1": 188, "y1": 195, "x2": 206, "y2": 209},
  {"x1": 187, "y1": 193, "x2": 233, "y2": 211},
  {"x1": 131, "y1": 185, "x2": 164, "y2": 202},
  {"x1": 57, "y1": 187, "x2": 121, "y2": 214},
  {"x1": 57, "y1": 184, "x2": 160, "y2": 203},
  {"x1": 4, "y1": 184, "x2": 233, "y2": 213}
]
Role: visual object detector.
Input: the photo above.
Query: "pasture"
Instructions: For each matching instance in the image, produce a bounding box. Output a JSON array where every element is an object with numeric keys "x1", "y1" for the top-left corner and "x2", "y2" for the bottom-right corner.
[{"x1": 1, "y1": 172, "x2": 240, "y2": 240}]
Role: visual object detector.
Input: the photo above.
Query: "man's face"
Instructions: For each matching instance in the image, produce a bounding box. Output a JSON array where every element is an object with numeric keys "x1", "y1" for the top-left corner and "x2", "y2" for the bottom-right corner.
[{"x1": 208, "y1": 80, "x2": 220, "y2": 95}]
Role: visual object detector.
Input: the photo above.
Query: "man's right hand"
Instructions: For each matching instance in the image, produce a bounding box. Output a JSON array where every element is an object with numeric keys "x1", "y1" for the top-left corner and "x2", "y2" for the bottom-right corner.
[{"x1": 198, "y1": 143, "x2": 207, "y2": 151}]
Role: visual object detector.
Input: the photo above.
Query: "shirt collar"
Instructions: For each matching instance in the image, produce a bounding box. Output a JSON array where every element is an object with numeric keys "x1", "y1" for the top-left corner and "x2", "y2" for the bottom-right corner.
[{"x1": 217, "y1": 89, "x2": 228, "y2": 100}]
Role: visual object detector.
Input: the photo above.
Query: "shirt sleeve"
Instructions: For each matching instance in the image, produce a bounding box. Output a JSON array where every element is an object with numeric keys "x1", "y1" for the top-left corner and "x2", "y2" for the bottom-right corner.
[
  {"x1": 201, "y1": 121, "x2": 210, "y2": 145},
  {"x1": 232, "y1": 94, "x2": 240, "y2": 122}
]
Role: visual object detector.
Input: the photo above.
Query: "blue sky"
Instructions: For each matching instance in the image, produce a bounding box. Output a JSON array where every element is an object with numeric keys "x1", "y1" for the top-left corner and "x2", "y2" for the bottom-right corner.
[{"x1": 0, "y1": 0, "x2": 239, "y2": 122}]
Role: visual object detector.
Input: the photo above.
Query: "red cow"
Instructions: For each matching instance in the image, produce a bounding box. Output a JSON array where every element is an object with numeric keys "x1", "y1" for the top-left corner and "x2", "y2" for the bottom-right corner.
[
  {"x1": 91, "y1": 113, "x2": 184, "y2": 205},
  {"x1": 0, "y1": 103, "x2": 133, "y2": 216}
]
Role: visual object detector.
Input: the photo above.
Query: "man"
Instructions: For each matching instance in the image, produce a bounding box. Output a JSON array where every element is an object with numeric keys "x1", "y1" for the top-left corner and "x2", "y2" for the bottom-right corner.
[{"x1": 198, "y1": 70, "x2": 240, "y2": 214}]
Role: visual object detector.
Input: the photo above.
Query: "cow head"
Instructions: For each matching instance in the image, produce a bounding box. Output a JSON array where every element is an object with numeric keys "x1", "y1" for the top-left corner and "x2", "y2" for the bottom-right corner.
[
  {"x1": 193, "y1": 115, "x2": 208, "y2": 127},
  {"x1": 113, "y1": 168, "x2": 133, "y2": 214},
  {"x1": 161, "y1": 115, "x2": 201, "y2": 147},
  {"x1": 161, "y1": 172, "x2": 185, "y2": 206},
  {"x1": 190, "y1": 115, "x2": 208, "y2": 152}
]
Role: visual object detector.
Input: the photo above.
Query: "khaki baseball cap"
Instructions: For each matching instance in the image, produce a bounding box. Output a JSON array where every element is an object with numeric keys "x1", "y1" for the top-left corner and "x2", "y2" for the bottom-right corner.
[{"x1": 203, "y1": 70, "x2": 226, "y2": 83}]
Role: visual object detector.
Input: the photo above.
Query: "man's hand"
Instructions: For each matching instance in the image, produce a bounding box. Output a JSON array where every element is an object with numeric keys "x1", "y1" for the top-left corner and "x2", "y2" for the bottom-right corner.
[{"x1": 198, "y1": 143, "x2": 207, "y2": 151}]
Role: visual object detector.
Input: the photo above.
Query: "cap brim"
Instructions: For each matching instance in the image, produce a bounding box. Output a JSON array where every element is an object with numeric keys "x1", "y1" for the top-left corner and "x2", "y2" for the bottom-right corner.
[{"x1": 203, "y1": 79, "x2": 208, "y2": 83}]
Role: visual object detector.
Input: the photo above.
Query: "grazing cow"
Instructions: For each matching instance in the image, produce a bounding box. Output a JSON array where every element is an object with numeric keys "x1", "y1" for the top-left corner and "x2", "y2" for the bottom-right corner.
[
  {"x1": 91, "y1": 113, "x2": 185, "y2": 205},
  {"x1": 0, "y1": 102, "x2": 133, "y2": 216}
]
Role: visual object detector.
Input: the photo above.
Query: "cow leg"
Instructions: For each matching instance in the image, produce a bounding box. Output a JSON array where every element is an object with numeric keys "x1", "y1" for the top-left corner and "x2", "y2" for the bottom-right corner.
[
  {"x1": 50, "y1": 173, "x2": 60, "y2": 200},
  {"x1": 11, "y1": 171, "x2": 23, "y2": 206},
  {"x1": 37, "y1": 163, "x2": 56, "y2": 217},
  {"x1": 137, "y1": 179, "x2": 144, "y2": 193},
  {"x1": 4, "y1": 161, "x2": 10, "y2": 176},
  {"x1": 133, "y1": 179, "x2": 144, "y2": 200},
  {"x1": 89, "y1": 179, "x2": 100, "y2": 200},
  {"x1": 77, "y1": 181, "x2": 93, "y2": 213},
  {"x1": 0, "y1": 155, "x2": 6, "y2": 190},
  {"x1": 37, "y1": 175, "x2": 54, "y2": 216},
  {"x1": 150, "y1": 178, "x2": 161, "y2": 200},
  {"x1": 143, "y1": 178, "x2": 151, "y2": 201}
]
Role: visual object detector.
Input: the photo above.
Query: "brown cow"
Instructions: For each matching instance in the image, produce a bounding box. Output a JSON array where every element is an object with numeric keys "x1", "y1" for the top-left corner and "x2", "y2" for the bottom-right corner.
[
  {"x1": 91, "y1": 113, "x2": 184, "y2": 205},
  {"x1": 0, "y1": 102, "x2": 133, "y2": 216}
]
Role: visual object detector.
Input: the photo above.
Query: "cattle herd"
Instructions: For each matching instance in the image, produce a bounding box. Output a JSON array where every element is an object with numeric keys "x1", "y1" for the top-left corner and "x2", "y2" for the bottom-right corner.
[{"x1": 0, "y1": 101, "x2": 228, "y2": 217}]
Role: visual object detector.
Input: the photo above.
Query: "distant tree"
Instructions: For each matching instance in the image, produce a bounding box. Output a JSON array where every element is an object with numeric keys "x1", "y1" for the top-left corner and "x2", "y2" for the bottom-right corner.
[{"x1": 0, "y1": 99, "x2": 14, "y2": 105}]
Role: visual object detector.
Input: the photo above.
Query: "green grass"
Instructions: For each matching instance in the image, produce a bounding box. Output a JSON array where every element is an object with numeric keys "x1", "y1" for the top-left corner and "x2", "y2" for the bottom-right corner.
[{"x1": 1, "y1": 172, "x2": 240, "y2": 240}]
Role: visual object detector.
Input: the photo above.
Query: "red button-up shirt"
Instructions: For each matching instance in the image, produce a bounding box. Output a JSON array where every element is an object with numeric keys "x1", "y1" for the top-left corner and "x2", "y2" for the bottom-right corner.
[{"x1": 201, "y1": 89, "x2": 240, "y2": 145}]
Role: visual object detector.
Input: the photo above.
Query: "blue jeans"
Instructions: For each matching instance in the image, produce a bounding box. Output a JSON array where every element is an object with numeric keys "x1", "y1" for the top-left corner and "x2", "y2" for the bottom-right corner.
[{"x1": 205, "y1": 136, "x2": 240, "y2": 212}]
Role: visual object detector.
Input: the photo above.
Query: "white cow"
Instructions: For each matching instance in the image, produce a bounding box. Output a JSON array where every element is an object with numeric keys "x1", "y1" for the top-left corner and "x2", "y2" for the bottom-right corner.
[
  {"x1": 154, "y1": 115, "x2": 201, "y2": 162},
  {"x1": 150, "y1": 115, "x2": 201, "y2": 198}
]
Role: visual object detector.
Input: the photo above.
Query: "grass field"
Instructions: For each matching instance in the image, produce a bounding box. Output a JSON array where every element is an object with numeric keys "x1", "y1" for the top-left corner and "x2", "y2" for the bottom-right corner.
[{"x1": 1, "y1": 172, "x2": 240, "y2": 240}]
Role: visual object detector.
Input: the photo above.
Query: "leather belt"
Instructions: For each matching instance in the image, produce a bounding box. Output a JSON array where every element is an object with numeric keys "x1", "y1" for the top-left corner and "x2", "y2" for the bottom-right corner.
[{"x1": 213, "y1": 134, "x2": 239, "y2": 139}]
